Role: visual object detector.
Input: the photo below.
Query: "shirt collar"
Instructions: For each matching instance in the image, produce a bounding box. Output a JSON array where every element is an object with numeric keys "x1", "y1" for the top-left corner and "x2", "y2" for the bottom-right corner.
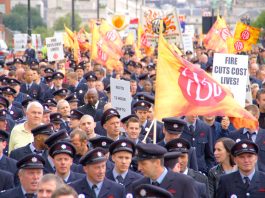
[
  {"x1": 150, "y1": 167, "x2": 168, "y2": 184},
  {"x1": 183, "y1": 168, "x2": 189, "y2": 175},
  {"x1": 29, "y1": 143, "x2": 36, "y2": 153},
  {"x1": 243, "y1": 128, "x2": 258, "y2": 134},
  {"x1": 56, "y1": 171, "x2": 71, "y2": 182},
  {"x1": 86, "y1": 177, "x2": 104, "y2": 189},
  {"x1": 113, "y1": 168, "x2": 128, "y2": 180},
  {"x1": 239, "y1": 169, "x2": 255, "y2": 181}
]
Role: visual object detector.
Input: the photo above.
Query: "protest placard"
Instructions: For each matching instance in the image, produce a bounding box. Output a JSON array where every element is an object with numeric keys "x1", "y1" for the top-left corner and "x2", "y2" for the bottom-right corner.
[
  {"x1": 110, "y1": 78, "x2": 132, "y2": 119},
  {"x1": 212, "y1": 53, "x2": 249, "y2": 107},
  {"x1": 182, "y1": 33, "x2": 194, "y2": 53},
  {"x1": 31, "y1": 34, "x2": 42, "y2": 51},
  {"x1": 14, "y1": 34, "x2": 28, "y2": 52},
  {"x1": 46, "y1": 36, "x2": 64, "y2": 62}
]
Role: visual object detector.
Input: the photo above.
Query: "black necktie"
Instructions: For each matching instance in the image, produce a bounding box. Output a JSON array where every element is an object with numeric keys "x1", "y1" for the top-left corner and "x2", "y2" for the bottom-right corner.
[
  {"x1": 116, "y1": 175, "x2": 124, "y2": 185},
  {"x1": 91, "y1": 184, "x2": 97, "y2": 198},
  {"x1": 244, "y1": 177, "x2": 250, "y2": 189},
  {"x1": 34, "y1": 149, "x2": 42, "y2": 155},
  {"x1": 189, "y1": 125, "x2": 195, "y2": 133},
  {"x1": 152, "y1": 181, "x2": 160, "y2": 186},
  {"x1": 25, "y1": 193, "x2": 35, "y2": 198}
]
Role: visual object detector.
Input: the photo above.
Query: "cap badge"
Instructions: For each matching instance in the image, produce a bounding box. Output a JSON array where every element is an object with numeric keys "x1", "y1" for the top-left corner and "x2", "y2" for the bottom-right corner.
[
  {"x1": 242, "y1": 143, "x2": 248, "y2": 149},
  {"x1": 61, "y1": 144, "x2": 67, "y2": 149},
  {"x1": 57, "y1": 115, "x2": 60, "y2": 118},
  {"x1": 10, "y1": 111, "x2": 14, "y2": 115},
  {"x1": 141, "y1": 102, "x2": 145, "y2": 106},
  {"x1": 57, "y1": 74, "x2": 60, "y2": 76},
  {"x1": 102, "y1": 141, "x2": 107, "y2": 146},
  {"x1": 32, "y1": 157, "x2": 38, "y2": 163},
  {"x1": 140, "y1": 189, "x2": 146, "y2": 197},
  {"x1": 97, "y1": 152, "x2": 102, "y2": 157},
  {"x1": 79, "y1": 90, "x2": 83, "y2": 93},
  {"x1": 173, "y1": 124, "x2": 178, "y2": 128},
  {"x1": 121, "y1": 142, "x2": 127, "y2": 147},
  {"x1": 110, "y1": 110, "x2": 114, "y2": 114},
  {"x1": 236, "y1": 138, "x2": 241, "y2": 143},
  {"x1": 7, "y1": 88, "x2": 10, "y2": 92},
  {"x1": 177, "y1": 143, "x2": 183, "y2": 148},
  {"x1": 2, "y1": 111, "x2": 5, "y2": 115}
]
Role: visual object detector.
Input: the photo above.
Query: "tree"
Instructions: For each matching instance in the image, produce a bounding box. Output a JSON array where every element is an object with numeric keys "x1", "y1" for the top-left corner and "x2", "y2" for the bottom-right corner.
[
  {"x1": 251, "y1": 11, "x2": 265, "y2": 28},
  {"x1": 3, "y1": 4, "x2": 45, "y2": 33},
  {"x1": 53, "y1": 13, "x2": 82, "y2": 31},
  {"x1": 32, "y1": 26, "x2": 54, "y2": 40}
]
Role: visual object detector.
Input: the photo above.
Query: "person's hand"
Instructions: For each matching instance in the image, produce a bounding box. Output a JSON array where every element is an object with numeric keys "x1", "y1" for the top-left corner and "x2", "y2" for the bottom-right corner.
[{"x1": 221, "y1": 116, "x2": 230, "y2": 130}]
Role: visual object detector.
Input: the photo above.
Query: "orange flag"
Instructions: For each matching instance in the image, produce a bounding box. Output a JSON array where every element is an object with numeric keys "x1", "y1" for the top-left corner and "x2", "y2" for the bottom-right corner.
[
  {"x1": 228, "y1": 22, "x2": 261, "y2": 53},
  {"x1": 64, "y1": 24, "x2": 74, "y2": 41},
  {"x1": 99, "y1": 20, "x2": 123, "y2": 56},
  {"x1": 125, "y1": 32, "x2": 134, "y2": 45},
  {"x1": 77, "y1": 27, "x2": 91, "y2": 52},
  {"x1": 73, "y1": 33, "x2": 81, "y2": 64},
  {"x1": 203, "y1": 16, "x2": 232, "y2": 53},
  {"x1": 155, "y1": 28, "x2": 258, "y2": 130},
  {"x1": 91, "y1": 23, "x2": 122, "y2": 71},
  {"x1": 138, "y1": 23, "x2": 153, "y2": 55}
]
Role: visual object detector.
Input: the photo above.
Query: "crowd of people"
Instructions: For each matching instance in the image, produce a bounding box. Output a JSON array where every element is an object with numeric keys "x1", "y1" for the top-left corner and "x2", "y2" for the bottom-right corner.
[{"x1": 0, "y1": 34, "x2": 264, "y2": 198}]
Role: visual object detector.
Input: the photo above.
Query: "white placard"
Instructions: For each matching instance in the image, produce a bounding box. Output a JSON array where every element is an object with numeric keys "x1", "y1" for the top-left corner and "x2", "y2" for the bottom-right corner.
[
  {"x1": 14, "y1": 34, "x2": 28, "y2": 52},
  {"x1": 184, "y1": 25, "x2": 195, "y2": 36},
  {"x1": 31, "y1": 34, "x2": 42, "y2": 51},
  {"x1": 46, "y1": 36, "x2": 64, "y2": 62},
  {"x1": 182, "y1": 33, "x2": 194, "y2": 53},
  {"x1": 212, "y1": 53, "x2": 249, "y2": 107},
  {"x1": 110, "y1": 78, "x2": 132, "y2": 119}
]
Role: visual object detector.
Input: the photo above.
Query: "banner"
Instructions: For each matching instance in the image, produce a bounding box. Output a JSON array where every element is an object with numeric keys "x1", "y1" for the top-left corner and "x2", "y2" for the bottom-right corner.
[
  {"x1": 110, "y1": 78, "x2": 132, "y2": 119},
  {"x1": 14, "y1": 34, "x2": 28, "y2": 52},
  {"x1": 154, "y1": 23, "x2": 257, "y2": 130},
  {"x1": 140, "y1": 6, "x2": 183, "y2": 48},
  {"x1": 46, "y1": 37, "x2": 64, "y2": 62},
  {"x1": 212, "y1": 53, "x2": 249, "y2": 107}
]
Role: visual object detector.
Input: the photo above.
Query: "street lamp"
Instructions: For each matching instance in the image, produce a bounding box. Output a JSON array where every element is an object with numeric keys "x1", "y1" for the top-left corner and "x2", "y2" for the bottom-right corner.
[
  {"x1": 27, "y1": 0, "x2": 31, "y2": 36},
  {"x1": 72, "y1": 0, "x2": 75, "y2": 31},
  {"x1": 97, "y1": 0, "x2": 100, "y2": 19}
]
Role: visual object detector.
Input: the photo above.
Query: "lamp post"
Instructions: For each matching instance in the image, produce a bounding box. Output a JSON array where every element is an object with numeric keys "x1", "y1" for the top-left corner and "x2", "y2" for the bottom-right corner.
[
  {"x1": 71, "y1": 0, "x2": 75, "y2": 31},
  {"x1": 97, "y1": 0, "x2": 100, "y2": 19},
  {"x1": 27, "y1": 0, "x2": 31, "y2": 36}
]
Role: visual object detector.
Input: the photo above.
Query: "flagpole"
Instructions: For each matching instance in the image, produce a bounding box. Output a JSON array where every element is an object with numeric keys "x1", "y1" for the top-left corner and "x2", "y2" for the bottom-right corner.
[
  {"x1": 142, "y1": 119, "x2": 154, "y2": 143},
  {"x1": 153, "y1": 119, "x2": 157, "y2": 144}
]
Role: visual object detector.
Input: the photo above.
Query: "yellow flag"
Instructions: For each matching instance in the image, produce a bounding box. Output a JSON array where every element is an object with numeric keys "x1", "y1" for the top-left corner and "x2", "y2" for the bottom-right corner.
[
  {"x1": 203, "y1": 16, "x2": 232, "y2": 53},
  {"x1": 232, "y1": 22, "x2": 261, "y2": 52},
  {"x1": 125, "y1": 32, "x2": 134, "y2": 45},
  {"x1": 73, "y1": 33, "x2": 81, "y2": 64},
  {"x1": 154, "y1": 20, "x2": 257, "y2": 130},
  {"x1": 91, "y1": 24, "x2": 100, "y2": 60}
]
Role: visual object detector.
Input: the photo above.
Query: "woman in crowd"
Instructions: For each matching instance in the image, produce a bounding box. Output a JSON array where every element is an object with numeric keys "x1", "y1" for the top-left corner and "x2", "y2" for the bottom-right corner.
[{"x1": 208, "y1": 137, "x2": 237, "y2": 198}]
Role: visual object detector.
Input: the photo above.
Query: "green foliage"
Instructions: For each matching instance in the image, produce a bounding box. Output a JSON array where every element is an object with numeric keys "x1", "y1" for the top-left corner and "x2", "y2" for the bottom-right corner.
[
  {"x1": 32, "y1": 26, "x2": 54, "y2": 40},
  {"x1": 3, "y1": 4, "x2": 45, "y2": 33},
  {"x1": 53, "y1": 13, "x2": 82, "y2": 31},
  {"x1": 251, "y1": 11, "x2": 265, "y2": 28}
]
